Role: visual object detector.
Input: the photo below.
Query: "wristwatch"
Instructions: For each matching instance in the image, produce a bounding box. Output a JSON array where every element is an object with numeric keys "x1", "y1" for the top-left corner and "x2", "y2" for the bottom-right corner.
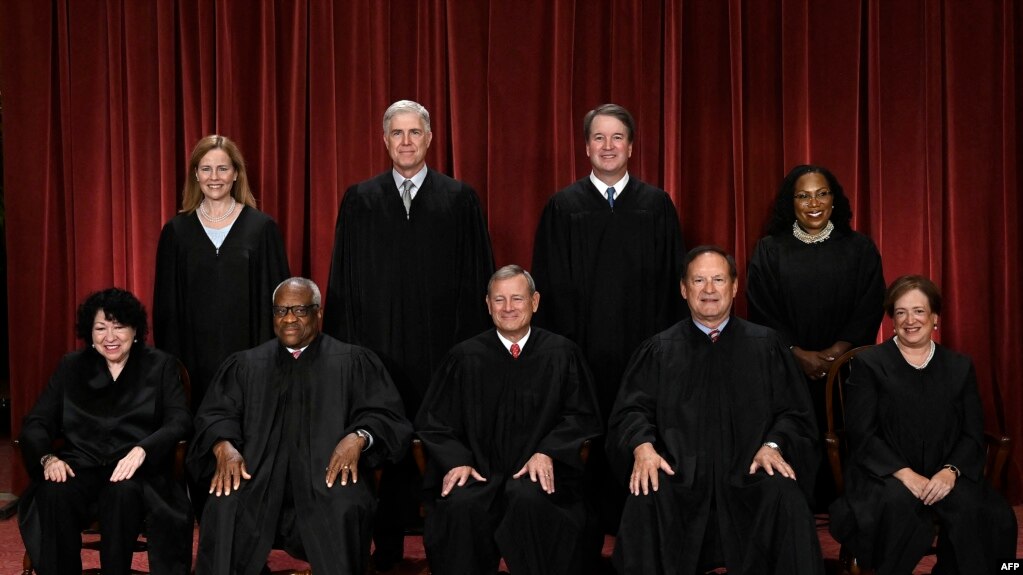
[
  {"x1": 942, "y1": 464, "x2": 960, "y2": 478},
  {"x1": 354, "y1": 428, "x2": 372, "y2": 451},
  {"x1": 763, "y1": 441, "x2": 781, "y2": 455}
]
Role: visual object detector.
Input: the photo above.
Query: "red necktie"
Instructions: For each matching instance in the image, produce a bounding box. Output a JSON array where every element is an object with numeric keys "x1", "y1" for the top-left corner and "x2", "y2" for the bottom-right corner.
[
  {"x1": 510, "y1": 343, "x2": 521, "y2": 359},
  {"x1": 709, "y1": 329, "x2": 720, "y2": 343},
  {"x1": 292, "y1": 349, "x2": 302, "y2": 359}
]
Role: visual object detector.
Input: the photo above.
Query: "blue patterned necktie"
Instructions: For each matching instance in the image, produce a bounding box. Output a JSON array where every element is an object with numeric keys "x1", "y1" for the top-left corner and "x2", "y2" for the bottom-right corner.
[{"x1": 606, "y1": 187, "x2": 615, "y2": 209}]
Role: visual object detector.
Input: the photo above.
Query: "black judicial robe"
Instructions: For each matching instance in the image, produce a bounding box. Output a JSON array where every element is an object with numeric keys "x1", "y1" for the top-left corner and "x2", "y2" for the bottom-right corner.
[
  {"x1": 416, "y1": 328, "x2": 603, "y2": 574},
  {"x1": 607, "y1": 318, "x2": 822, "y2": 575},
  {"x1": 324, "y1": 169, "x2": 494, "y2": 416},
  {"x1": 18, "y1": 346, "x2": 193, "y2": 573},
  {"x1": 746, "y1": 228, "x2": 884, "y2": 352},
  {"x1": 153, "y1": 207, "x2": 290, "y2": 411},
  {"x1": 829, "y1": 341, "x2": 1017, "y2": 573},
  {"x1": 531, "y1": 177, "x2": 684, "y2": 416},
  {"x1": 746, "y1": 228, "x2": 884, "y2": 508},
  {"x1": 187, "y1": 335, "x2": 413, "y2": 575}
]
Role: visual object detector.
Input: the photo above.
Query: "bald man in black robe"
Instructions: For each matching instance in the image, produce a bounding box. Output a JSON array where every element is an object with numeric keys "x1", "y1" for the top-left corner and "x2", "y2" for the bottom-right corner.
[
  {"x1": 607, "y1": 247, "x2": 823, "y2": 575},
  {"x1": 416, "y1": 266, "x2": 602, "y2": 575},
  {"x1": 188, "y1": 278, "x2": 412, "y2": 575}
]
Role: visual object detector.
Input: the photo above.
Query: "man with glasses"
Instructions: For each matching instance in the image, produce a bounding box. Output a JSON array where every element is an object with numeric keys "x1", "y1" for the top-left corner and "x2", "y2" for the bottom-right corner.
[{"x1": 188, "y1": 277, "x2": 412, "y2": 575}]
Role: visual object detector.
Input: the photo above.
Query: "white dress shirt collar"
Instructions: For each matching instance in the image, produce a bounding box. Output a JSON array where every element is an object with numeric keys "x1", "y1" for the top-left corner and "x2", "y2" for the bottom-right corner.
[
  {"x1": 392, "y1": 166, "x2": 428, "y2": 200},
  {"x1": 496, "y1": 328, "x2": 531, "y2": 355},
  {"x1": 590, "y1": 172, "x2": 630, "y2": 200}
]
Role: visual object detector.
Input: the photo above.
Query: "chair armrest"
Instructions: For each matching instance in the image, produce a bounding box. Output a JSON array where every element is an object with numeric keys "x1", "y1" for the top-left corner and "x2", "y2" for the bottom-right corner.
[{"x1": 982, "y1": 431, "x2": 1011, "y2": 492}]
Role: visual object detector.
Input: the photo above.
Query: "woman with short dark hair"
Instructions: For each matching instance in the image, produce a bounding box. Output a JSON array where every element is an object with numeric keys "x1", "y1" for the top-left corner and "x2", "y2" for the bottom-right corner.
[
  {"x1": 18, "y1": 288, "x2": 193, "y2": 574},
  {"x1": 829, "y1": 275, "x2": 1017, "y2": 573}
]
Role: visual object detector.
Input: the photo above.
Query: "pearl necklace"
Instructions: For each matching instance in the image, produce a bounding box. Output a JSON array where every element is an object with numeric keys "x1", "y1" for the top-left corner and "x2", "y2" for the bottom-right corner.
[
  {"x1": 894, "y1": 336, "x2": 936, "y2": 370},
  {"x1": 199, "y1": 197, "x2": 237, "y2": 223},
  {"x1": 792, "y1": 220, "x2": 834, "y2": 244}
]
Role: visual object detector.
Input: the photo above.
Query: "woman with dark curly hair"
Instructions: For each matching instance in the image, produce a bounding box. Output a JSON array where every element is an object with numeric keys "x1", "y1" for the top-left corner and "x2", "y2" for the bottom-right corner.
[
  {"x1": 746, "y1": 164, "x2": 885, "y2": 508},
  {"x1": 18, "y1": 288, "x2": 193, "y2": 574}
]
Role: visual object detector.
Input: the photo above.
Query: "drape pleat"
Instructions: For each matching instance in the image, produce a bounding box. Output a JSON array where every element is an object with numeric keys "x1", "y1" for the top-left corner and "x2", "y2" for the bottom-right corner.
[{"x1": 1, "y1": 0, "x2": 1020, "y2": 501}]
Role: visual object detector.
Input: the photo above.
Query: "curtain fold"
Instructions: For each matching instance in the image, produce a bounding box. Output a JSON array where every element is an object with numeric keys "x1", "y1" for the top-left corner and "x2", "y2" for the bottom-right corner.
[{"x1": 1, "y1": 0, "x2": 1020, "y2": 501}]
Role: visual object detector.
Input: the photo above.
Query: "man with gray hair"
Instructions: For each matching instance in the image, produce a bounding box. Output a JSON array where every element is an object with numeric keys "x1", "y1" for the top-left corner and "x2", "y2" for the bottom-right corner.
[
  {"x1": 188, "y1": 277, "x2": 412, "y2": 574},
  {"x1": 324, "y1": 100, "x2": 495, "y2": 568},
  {"x1": 416, "y1": 265, "x2": 602, "y2": 575}
]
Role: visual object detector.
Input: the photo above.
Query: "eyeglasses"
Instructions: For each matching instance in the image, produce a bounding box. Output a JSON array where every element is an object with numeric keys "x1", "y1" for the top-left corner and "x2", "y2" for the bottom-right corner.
[
  {"x1": 272, "y1": 304, "x2": 319, "y2": 318},
  {"x1": 793, "y1": 189, "x2": 832, "y2": 204}
]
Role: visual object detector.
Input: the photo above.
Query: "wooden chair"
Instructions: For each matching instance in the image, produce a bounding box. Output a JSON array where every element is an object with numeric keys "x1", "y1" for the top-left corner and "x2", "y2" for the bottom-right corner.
[
  {"x1": 823, "y1": 346, "x2": 1012, "y2": 575},
  {"x1": 19, "y1": 359, "x2": 192, "y2": 575}
]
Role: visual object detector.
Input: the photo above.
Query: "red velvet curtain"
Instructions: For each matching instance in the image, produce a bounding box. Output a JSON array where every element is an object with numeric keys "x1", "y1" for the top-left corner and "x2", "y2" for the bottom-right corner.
[{"x1": 2, "y1": 0, "x2": 1020, "y2": 499}]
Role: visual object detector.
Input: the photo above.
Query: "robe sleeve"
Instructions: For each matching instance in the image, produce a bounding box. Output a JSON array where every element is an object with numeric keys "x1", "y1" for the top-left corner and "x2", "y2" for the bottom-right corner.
[
  {"x1": 945, "y1": 362, "x2": 986, "y2": 480},
  {"x1": 761, "y1": 338, "x2": 820, "y2": 486},
  {"x1": 255, "y1": 218, "x2": 291, "y2": 344},
  {"x1": 535, "y1": 346, "x2": 603, "y2": 469},
  {"x1": 339, "y1": 347, "x2": 413, "y2": 468},
  {"x1": 605, "y1": 338, "x2": 666, "y2": 484},
  {"x1": 323, "y1": 187, "x2": 357, "y2": 341},
  {"x1": 152, "y1": 221, "x2": 181, "y2": 357},
  {"x1": 843, "y1": 355, "x2": 911, "y2": 477},
  {"x1": 658, "y1": 192, "x2": 686, "y2": 322},
  {"x1": 531, "y1": 199, "x2": 579, "y2": 340},
  {"x1": 136, "y1": 354, "x2": 193, "y2": 465},
  {"x1": 451, "y1": 185, "x2": 495, "y2": 343},
  {"x1": 18, "y1": 359, "x2": 70, "y2": 478},
  {"x1": 186, "y1": 355, "x2": 247, "y2": 480},
  {"x1": 746, "y1": 238, "x2": 796, "y2": 347},
  {"x1": 415, "y1": 351, "x2": 477, "y2": 481},
  {"x1": 835, "y1": 238, "x2": 885, "y2": 346}
]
